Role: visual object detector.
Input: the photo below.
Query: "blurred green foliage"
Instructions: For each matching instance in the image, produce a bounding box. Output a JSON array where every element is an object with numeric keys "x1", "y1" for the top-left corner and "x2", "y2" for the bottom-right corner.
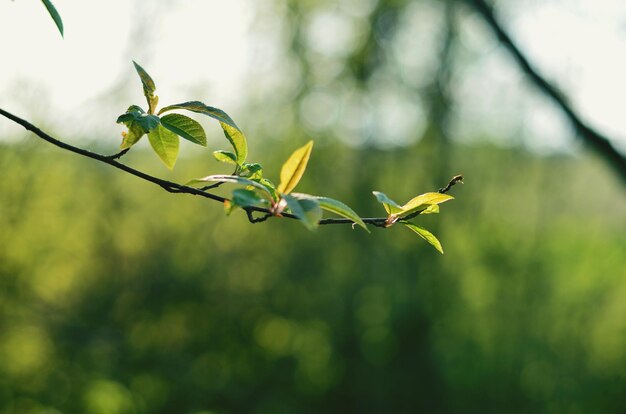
[
  {"x1": 2, "y1": 0, "x2": 626, "y2": 412},
  {"x1": 0, "y1": 137, "x2": 624, "y2": 413}
]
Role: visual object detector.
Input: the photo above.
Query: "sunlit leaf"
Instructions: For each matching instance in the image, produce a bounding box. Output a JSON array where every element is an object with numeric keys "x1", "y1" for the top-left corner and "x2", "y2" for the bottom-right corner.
[
  {"x1": 283, "y1": 194, "x2": 322, "y2": 231},
  {"x1": 41, "y1": 0, "x2": 63, "y2": 37},
  {"x1": 220, "y1": 122, "x2": 247, "y2": 164},
  {"x1": 157, "y1": 101, "x2": 238, "y2": 130},
  {"x1": 132, "y1": 61, "x2": 158, "y2": 114},
  {"x1": 402, "y1": 222, "x2": 444, "y2": 254},
  {"x1": 116, "y1": 107, "x2": 159, "y2": 149},
  {"x1": 160, "y1": 113, "x2": 207, "y2": 146},
  {"x1": 292, "y1": 193, "x2": 369, "y2": 232},
  {"x1": 400, "y1": 192, "x2": 454, "y2": 217},
  {"x1": 213, "y1": 150, "x2": 237, "y2": 164},
  {"x1": 157, "y1": 101, "x2": 247, "y2": 163},
  {"x1": 147, "y1": 124, "x2": 179, "y2": 169},
  {"x1": 277, "y1": 141, "x2": 314, "y2": 194},
  {"x1": 120, "y1": 123, "x2": 144, "y2": 149},
  {"x1": 257, "y1": 178, "x2": 278, "y2": 201},
  {"x1": 420, "y1": 204, "x2": 440, "y2": 215},
  {"x1": 372, "y1": 191, "x2": 403, "y2": 215}
]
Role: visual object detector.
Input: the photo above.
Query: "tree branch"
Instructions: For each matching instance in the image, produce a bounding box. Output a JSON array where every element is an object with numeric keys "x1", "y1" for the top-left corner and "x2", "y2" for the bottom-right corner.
[
  {"x1": 0, "y1": 108, "x2": 448, "y2": 228},
  {"x1": 462, "y1": 0, "x2": 626, "y2": 184},
  {"x1": 1, "y1": 107, "x2": 455, "y2": 229}
]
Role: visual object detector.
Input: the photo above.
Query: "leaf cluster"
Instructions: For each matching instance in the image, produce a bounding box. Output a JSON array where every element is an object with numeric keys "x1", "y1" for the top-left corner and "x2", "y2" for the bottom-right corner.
[{"x1": 115, "y1": 62, "x2": 459, "y2": 253}]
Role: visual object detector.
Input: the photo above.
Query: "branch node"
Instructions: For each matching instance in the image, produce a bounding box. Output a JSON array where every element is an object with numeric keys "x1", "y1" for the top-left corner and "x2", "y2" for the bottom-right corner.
[{"x1": 105, "y1": 148, "x2": 130, "y2": 160}]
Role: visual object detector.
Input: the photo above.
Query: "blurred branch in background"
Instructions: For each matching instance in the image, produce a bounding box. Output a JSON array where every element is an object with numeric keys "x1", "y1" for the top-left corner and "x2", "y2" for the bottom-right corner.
[{"x1": 463, "y1": 0, "x2": 626, "y2": 184}]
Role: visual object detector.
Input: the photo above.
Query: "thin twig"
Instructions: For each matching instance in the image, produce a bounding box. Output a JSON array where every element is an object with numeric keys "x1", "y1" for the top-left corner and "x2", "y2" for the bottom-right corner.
[
  {"x1": 245, "y1": 209, "x2": 272, "y2": 224},
  {"x1": 462, "y1": 0, "x2": 626, "y2": 184},
  {"x1": 438, "y1": 174, "x2": 464, "y2": 194},
  {"x1": 200, "y1": 182, "x2": 224, "y2": 191},
  {"x1": 0, "y1": 107, "x2": 459, "y2": 229}
]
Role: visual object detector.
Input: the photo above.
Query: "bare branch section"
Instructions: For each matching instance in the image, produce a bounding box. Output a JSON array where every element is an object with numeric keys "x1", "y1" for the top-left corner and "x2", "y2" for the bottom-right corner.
[
  {"x1": 0, "y1": 108, "x2": 452, "y2": 229},
  {"x1": 462, "y1": 0, "x2": 626, "y2": 184}
]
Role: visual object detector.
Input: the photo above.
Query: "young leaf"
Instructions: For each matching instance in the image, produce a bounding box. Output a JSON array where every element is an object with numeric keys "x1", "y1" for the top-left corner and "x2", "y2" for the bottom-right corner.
[
  {"x1": 116, "y1": 107, "x2": 158, "y2": 149},
  {"x1": 120, "y1": 123, "x2": 145, "y2": 149},
  {"x1": 277, "y1": 141, "x2": 314, "y2": 194},
  {"x1": 400, "y1": 192, "x2": 454, "y2": 217},
  {"x1": 257, "y1": 178, "x2": 279, "y2": 201},
  {"x1": 186, "y1": 175, "x2": 273, "y2": 199},
  {"x1": 160, "y1": 113, "x2": 207, "y2": 146},
  {"x1": 220, "y1": 122, "x2": 247, "y2": 164},
  {"x1": 240, "y1": 163, "x2": 263, "y2": 181},
  {"x1": 283, "y1": 194, "x2": 322, "y2": 231},
  {"x1": 372, "y1": 191, "x2": 403, "y2": 214},
  {"x1": 41, "y1": 0, "x2": 63, "y2": 37},
  {"x1": 132, "y1": 61, "x2": 158, "y2": 114},
  {"x1": 116, "y1": 105, "x2": 145, "y2": 124},
  {"x1": 148, "y1": 124, "x2": 179, "y2": 169},
  {"x1": 223, "y1": 199, "x2": 236, "y2": 215},
  {"x1": 292, "y1": 193, "x2": 369, "y2": 232},
  {"x1": 402, "y1": 222, "x2": 444, "y2": 254},
  {"x1": 213, "y1": 150, "x2": 237, "y2": 164}
]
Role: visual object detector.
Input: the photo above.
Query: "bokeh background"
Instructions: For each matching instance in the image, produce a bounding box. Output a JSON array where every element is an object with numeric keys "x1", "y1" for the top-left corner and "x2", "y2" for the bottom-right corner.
[{"x1": 1, "y1": 0, "x2": 626, "y2": 413}]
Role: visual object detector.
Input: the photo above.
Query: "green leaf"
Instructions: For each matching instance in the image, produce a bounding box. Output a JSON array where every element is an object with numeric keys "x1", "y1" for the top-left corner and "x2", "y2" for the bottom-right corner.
[
  {"x1": 420, "y1": 204, "x2": 440, "y2": 215},
  {"x1": 160, "y1": 113, "x2": 207, "y2": 146},
  {"x1": 213, "y1": 150, "x2": 237, "y2": 164},
  {"x1": 372, "y1": 191, "x2": 403, "y2": 214},
  {"x1": 116, "y1": 107, "x2": 159, "y2": 149},
  {"x1": 292, "y1": 193, "x2": 369, "y2": 232},
  {"x1": 240, "y1": 163, "x2": 263, "y2": 179},
  {"x1": 41, "y1": 0, "x2": 63, "y2": 37},
  {"x1": 232, "y1": 189, "x2": 268, "y2": 208},
  {"x1": 186, "y1": 175, "x2": 273, "y2": 199},
  {"x1": 402, "y1": 222, "x2": 444, "y2": 254},
  {"x1": 400, "y1": 192, "x2": 454, "y2": 217},
  {"x1": 157, "y1": 101, "x2": 247, "y2": 163},
  {"x1": 126, "y1": 105, "x2": 145, "y2": 114},
  {"x1": 148, "y1": 124, "x2": 179, "y2": 169},
  {"x1": 224, "y1": 189, "x2": 268, "y2": 216},
  {"x1": 132, "y1": 61, "x2": 158, "y2": 114},
  {"x1": 257, "y1": 178, "x2": 278, "y2": 201},
  {"x1": 157, "y1": 101, "x2": 238, "y2": 130},
  {"x1": 220, "y1": 121, "x2": 247, "y2": 164},
  {"x1": 277, "y1": 141, "x2": 314, "y2": 194},
  {"x1": 116, "y1": 105, "x2": 144, "y2": 124},
  {"x1": 283, "y1": 194, "x2": 322, "y2": 231},
  {"x1": 135, "y1": 114, "x2": 160, "y2": 132},
  {"x1": 120, "y1": 123, "x2": 145, "y2": 149}
]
